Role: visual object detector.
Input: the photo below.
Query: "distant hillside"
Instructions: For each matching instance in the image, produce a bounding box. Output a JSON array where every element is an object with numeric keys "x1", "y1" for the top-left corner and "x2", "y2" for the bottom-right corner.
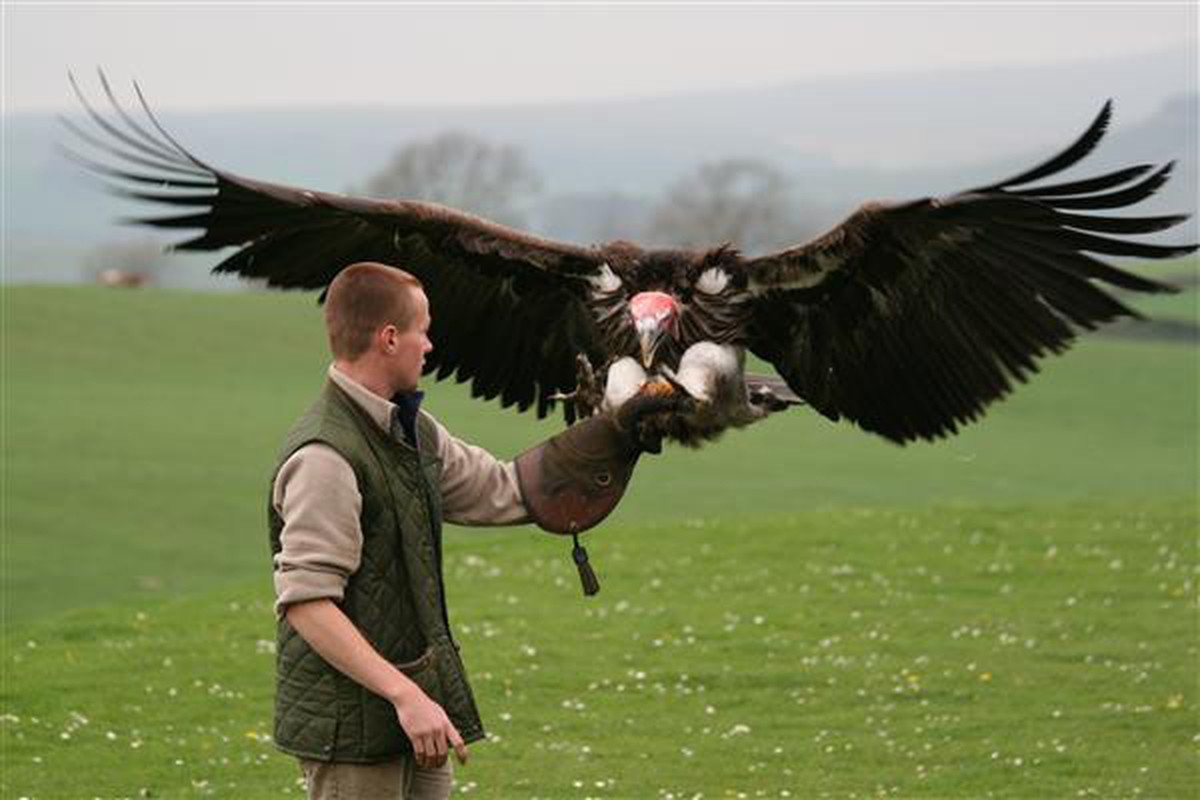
[{"x1": 4, "y1": 44, "x2": 1194, "y2": 287}]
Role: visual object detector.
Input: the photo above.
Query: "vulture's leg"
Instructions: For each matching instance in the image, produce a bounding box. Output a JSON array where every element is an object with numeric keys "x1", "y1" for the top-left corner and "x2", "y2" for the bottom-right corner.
[
  {"x1": 551, "y1": 354, "x2": 606, "y2": 418},
  {"x1": 573, "y1": 354, "x2": 604, "y2": 418},
  {"x1": 658, "y1": 343, "x2": 776, "y2": 444}
]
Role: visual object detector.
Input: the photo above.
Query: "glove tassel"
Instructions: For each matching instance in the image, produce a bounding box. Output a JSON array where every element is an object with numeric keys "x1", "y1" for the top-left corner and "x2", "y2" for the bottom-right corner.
[{"x1": 571, "y1": 533, "x2": 601, "y2": 596}]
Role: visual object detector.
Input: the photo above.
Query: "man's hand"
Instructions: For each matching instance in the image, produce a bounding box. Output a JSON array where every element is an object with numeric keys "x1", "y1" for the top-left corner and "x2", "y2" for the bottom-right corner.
[
  {"x1": 391, "y1": 686, "x2": 469, "y2": 770},
  {"x1": 285, "y1": 600, "x2": 470, "y2": 769}
]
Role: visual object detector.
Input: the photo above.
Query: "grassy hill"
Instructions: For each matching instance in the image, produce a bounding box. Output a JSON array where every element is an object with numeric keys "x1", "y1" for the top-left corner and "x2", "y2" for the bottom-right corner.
[{"x1": 2, "y1": 285, "x2": 1197, "y2": 797}]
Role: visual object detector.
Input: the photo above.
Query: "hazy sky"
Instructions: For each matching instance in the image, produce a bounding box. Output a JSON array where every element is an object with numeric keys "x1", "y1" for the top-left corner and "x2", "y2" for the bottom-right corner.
[{"x1": 3, "y1": 3, "x2": 1197, "y2": 112}]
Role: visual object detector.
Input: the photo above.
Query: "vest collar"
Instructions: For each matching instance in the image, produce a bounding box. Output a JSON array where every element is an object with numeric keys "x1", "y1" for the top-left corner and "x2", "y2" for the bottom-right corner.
[
  {"x1": 327, "y1": 364, "x2": 424, "y2": 445},
  {"x1": 327, "y1": 364, "x2": 395, "y2": 434}
]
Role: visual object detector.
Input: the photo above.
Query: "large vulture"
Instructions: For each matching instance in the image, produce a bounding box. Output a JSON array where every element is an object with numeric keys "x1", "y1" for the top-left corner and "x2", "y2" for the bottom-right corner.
[{"x1": 65, "y1": 73, "x2": 1196, "y2": 445}]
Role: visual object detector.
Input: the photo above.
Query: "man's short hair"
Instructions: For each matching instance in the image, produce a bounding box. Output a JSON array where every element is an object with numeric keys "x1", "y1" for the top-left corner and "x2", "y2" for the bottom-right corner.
[{"x1": 324, "y1": 262, "x2": 424, "y2": 360}]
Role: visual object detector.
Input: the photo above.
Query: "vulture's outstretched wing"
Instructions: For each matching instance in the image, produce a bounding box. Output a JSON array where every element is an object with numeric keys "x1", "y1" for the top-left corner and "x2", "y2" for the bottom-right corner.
[
  {"x1": 743, "y1": 102, "x2": 1196, "y2": 444},
  {"x1": 63, "y1": 72, "x2": 608, "y2": 419}
]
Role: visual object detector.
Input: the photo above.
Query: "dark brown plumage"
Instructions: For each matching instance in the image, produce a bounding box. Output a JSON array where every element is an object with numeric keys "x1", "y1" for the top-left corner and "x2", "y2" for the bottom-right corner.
[{"x1": 65, "y1": 72, "x2": 1196, "y2": 444}]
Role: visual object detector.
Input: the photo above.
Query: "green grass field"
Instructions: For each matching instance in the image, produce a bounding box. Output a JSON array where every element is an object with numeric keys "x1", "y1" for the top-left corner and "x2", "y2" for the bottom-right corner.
[{"x1": 2, "y1": 284, "x2": 1197, "y2": 798}]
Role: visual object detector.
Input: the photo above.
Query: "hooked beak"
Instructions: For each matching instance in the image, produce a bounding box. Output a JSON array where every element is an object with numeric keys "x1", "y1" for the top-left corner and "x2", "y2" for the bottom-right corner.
[
  {"x1": 630, "y1": 291, "x2": 678, "y2": 369},
  {"x1": 636, "y1": 318, "x2": 668, "y2": 369}
]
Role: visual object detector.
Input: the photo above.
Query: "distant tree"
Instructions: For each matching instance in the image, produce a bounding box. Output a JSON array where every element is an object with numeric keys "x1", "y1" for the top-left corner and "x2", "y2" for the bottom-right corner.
[
  {"x1": 538, "y1": 191, "x2": 654, "y2": 244},
  {"x1": 362, "y1": 131, "x2": 541, "y2": 227},
  {"x1": 83, "y1": 238, "x2": 165, "y2": 287},
  {"x1": 646, "y1": 159, "x2": 803, "y2": 254}
]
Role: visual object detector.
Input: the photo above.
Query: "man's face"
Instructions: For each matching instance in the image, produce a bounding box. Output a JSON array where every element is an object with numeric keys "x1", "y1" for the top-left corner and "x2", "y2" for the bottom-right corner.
[{"x1": 388, "y1": 288, "x2": 433, "y2": 393}]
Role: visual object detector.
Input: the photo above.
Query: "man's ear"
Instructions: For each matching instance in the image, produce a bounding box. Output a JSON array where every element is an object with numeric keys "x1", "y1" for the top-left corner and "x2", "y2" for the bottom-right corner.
[{"x1": 377, "y1": 323, "x2": 398, "y2": 354}]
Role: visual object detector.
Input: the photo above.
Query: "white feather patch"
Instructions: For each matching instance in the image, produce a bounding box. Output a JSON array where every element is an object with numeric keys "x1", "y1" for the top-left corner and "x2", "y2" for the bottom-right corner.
[
  {"x1": 589, "y1": 262, "x2": 622, "y2": 294},
  {"x1": 695, "y1": 267, "x2": 730, "y2": 295},
  {"x1": 674, "y1": 342, "x2": 740, "y2": 403},
  {"x1": 603, "y1": 357, "x2": 648, "y2": 411}
]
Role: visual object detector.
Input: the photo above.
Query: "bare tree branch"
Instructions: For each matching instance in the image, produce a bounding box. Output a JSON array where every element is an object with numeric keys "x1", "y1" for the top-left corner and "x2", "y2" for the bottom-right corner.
[{"x1": 361, "y1": 131, "x2": 541, "y2": 227}]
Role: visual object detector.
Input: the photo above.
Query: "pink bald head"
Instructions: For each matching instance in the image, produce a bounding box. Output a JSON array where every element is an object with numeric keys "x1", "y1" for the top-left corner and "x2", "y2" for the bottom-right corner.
[
  {"x1": 630, "y1": 291, "x2": 677, "y2": 322},
  {"x1": 629, "y1": 291, "x2": 678, "y2": 367}
]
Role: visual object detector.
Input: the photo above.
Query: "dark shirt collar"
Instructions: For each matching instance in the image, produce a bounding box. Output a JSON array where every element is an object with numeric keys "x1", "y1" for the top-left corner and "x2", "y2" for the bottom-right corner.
[{"x1": 390, "y1": 390, "x2": 425, "y2": 446}]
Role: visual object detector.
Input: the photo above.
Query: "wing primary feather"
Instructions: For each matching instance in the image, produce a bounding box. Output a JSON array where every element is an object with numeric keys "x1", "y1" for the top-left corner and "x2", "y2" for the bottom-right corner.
[
  {"x1": 1045, "y1": 229, "x2": 1197, "y2": 259},
  {"x1": 59, "y1": 115, "x2": 209, "y2": 177},
  {"x1": 68, "y1": 71, "x2": 186, "y2": 166},
  {"x1": 55, "y1": 143, "x2": 215, "y2": 189},
  {"x1": 977, "y1": 238, "x2": 1146, "y2": 320},
  {"x1": 131, "y1": 79, "x2": 212, "y2": 170},
  {"x1": 1017, "y1": 164, "x2": 1153, "y2": 197},
  {"x1": 1030, "y1": 163, "x2": 1176, "y2": 210},
  {"x1": 125, "y1": 211, "x2": 215, "y2": 230},
  {"x1": 109, "y1": 188, "x2": 219, "y2": 207},
  {"x1": 95, "y1": 68, "x2": 188, "y2": 164},
  {"x1": 1051, "y1": 210, "x2": 1191, "y2": 235},
  {"x1": 972, "y1": 100, "x2": 1112, "y2": 191}
]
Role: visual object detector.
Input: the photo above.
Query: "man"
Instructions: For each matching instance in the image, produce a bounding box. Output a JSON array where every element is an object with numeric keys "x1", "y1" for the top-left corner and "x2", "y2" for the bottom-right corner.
[{"x1": 269, "y1": 261, "x2": 665, "y2": 799}]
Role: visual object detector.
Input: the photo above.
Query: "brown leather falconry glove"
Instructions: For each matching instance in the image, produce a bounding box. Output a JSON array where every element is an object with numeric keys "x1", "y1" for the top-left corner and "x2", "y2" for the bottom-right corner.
[{"x1": 515, "y1": 391, "x2": 680, "y2": 595}]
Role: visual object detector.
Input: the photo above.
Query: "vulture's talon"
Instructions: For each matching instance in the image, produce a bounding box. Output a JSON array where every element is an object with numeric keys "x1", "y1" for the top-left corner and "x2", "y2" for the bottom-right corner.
[
  {"x1": 640, "y1": 379, "x2": 677, "y2": 399},
  {"x1": 568, "y1": 354, "x2": 605, "y2": 418},
  {"x1": 749, "y1": 386, "x2": 789, "y2": 412}
]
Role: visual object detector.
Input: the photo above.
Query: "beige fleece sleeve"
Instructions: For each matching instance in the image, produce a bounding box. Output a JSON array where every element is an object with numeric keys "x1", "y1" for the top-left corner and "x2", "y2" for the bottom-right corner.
[
  {"x1": 428, "y1": 414, "x2": 531, "y2": 527},
  {"x1": 271, "y1": 443, "x2": 363, "y2": 616}
]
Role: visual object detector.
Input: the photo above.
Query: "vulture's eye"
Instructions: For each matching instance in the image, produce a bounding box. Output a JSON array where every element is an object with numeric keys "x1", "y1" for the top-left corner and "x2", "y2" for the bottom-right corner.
[{"x1": 695, "y1": 267, "x2": 730, "y2": 295}]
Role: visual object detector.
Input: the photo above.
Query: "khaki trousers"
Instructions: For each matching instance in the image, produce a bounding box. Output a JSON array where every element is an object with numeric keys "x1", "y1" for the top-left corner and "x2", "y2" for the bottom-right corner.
[{"x1": 299, "y1": 756, "x2": 452, "y2": 800}]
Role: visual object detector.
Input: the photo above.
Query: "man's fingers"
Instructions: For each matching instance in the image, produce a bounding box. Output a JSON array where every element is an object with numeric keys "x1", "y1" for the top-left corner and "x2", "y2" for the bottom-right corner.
[
  {"x1": 449, "y1": 726, "x2": 469, "y2": 765},
  {"x1": 412, "y1": 736, "x2": 429, "y2": 769}
]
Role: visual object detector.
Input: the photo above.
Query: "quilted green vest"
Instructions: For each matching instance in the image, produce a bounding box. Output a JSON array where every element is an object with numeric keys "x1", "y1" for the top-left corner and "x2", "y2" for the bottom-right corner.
[{"x1": 268, "y1": 381, "x2": 485, "y2": 763}]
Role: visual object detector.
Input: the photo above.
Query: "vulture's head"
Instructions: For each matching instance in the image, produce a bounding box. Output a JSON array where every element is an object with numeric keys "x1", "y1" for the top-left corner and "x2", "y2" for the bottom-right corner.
[{"x1": 629, "y1": 291, "x2": 678, "y2": 368}]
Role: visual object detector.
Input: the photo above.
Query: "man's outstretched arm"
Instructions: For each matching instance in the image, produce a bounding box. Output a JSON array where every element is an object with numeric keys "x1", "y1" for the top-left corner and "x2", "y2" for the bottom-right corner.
[{"x1": 284, "y1": 599, "x2": 468, "y2": 770}]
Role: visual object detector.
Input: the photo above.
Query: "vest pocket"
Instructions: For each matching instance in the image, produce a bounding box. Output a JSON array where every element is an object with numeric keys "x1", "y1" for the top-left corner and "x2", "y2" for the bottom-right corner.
[{"x1": 395, "y1": 646, "x2": 443, "y2": 703}]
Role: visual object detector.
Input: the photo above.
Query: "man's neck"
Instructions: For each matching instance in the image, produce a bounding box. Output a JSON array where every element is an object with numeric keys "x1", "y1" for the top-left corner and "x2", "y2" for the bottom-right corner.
[{"x1": 333, "y1": 359, "x2": 394, "y2": 401}]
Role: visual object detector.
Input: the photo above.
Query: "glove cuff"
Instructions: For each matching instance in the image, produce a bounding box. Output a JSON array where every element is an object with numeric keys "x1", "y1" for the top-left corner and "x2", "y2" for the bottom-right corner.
[{"x1": 515, "y1": 414, "x2": 640, "y2": 535}]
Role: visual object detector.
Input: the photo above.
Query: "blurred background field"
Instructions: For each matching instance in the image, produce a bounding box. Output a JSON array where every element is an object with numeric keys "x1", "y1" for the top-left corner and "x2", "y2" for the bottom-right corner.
[{"x1": 1, "y1": 282, "x2": 1196, "y2": 798}]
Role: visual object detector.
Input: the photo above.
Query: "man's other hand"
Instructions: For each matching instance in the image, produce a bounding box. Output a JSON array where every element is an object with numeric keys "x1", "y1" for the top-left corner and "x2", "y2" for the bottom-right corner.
[{"x1": 392, "y1": 687, "x2": 469, "y2": 769}]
